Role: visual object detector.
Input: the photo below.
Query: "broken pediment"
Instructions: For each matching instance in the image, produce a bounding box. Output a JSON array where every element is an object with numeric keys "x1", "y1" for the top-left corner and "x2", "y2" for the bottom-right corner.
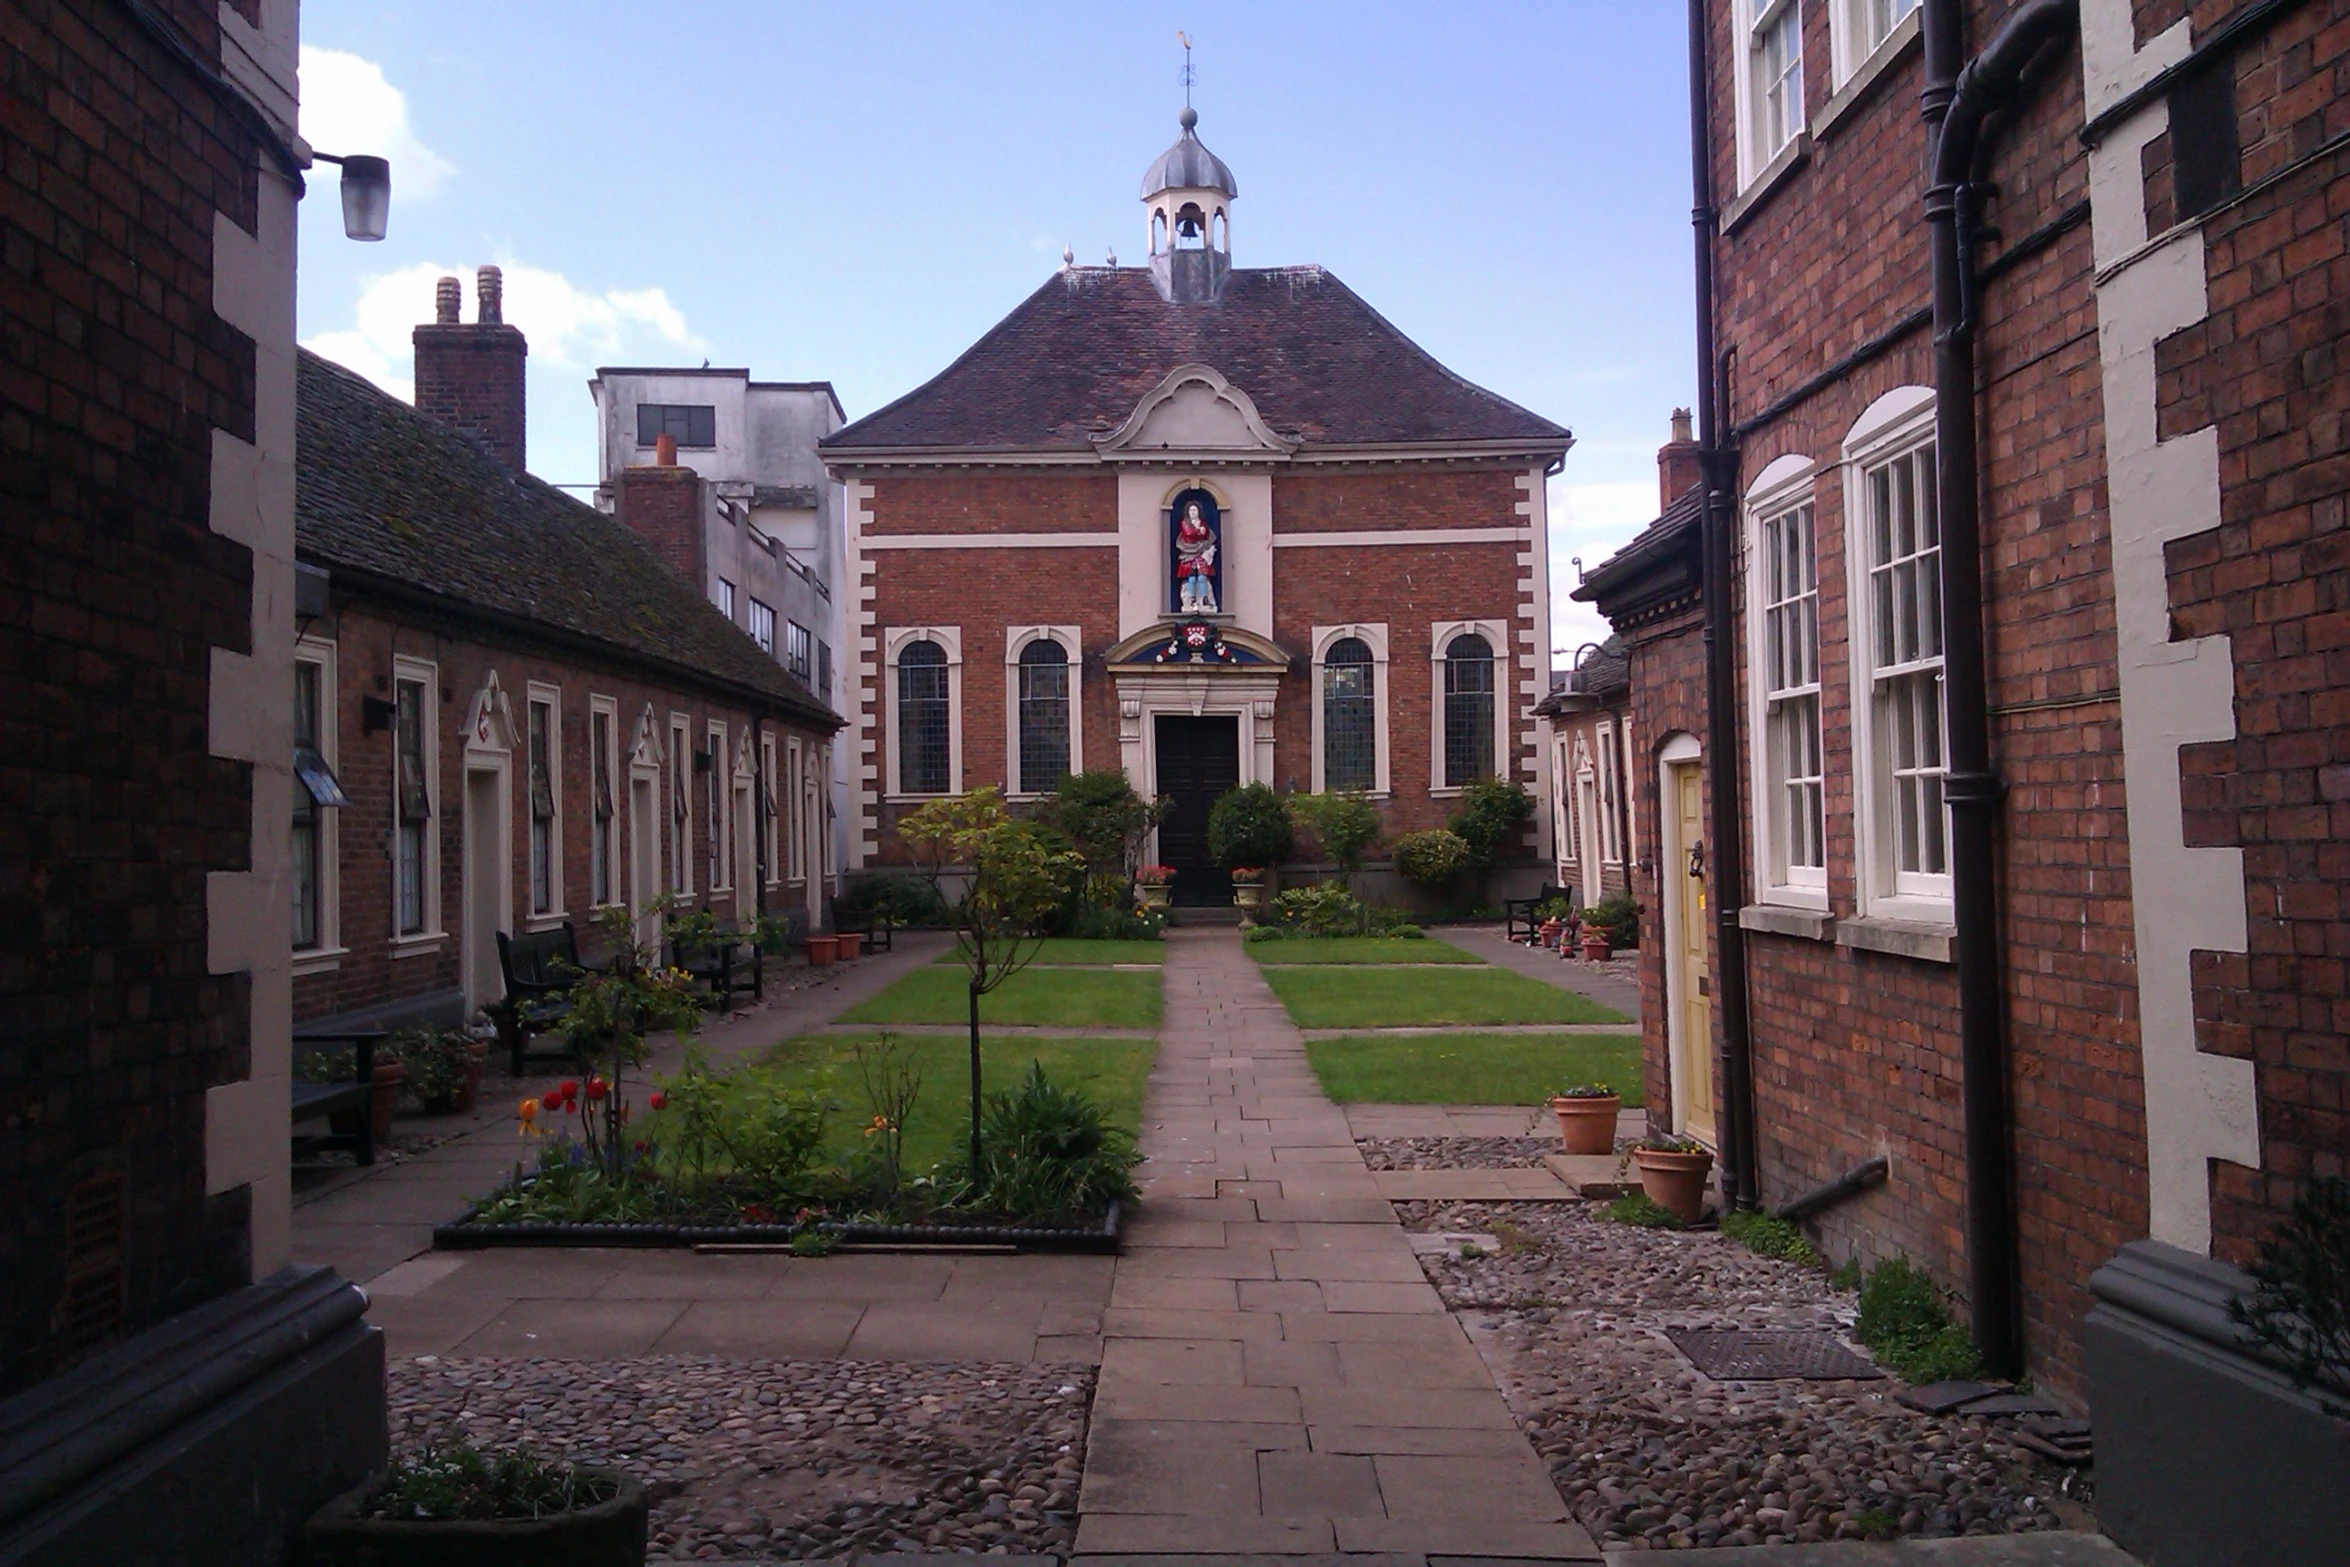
[{"x1": 1093, "y1": 364, "x2": 1298, "y2": 461}]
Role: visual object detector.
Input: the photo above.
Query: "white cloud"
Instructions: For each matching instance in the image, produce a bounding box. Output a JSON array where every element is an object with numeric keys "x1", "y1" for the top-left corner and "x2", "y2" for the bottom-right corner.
[
  {"x1": 1544, "y1": 476, "x2": 1662, "y2": 667},
  {"x1": 299, "y1": 46, "x2": 456, "y2": 198},
  {"x1": 301, "y1": 258, "x2": 706, "y2": 399}
]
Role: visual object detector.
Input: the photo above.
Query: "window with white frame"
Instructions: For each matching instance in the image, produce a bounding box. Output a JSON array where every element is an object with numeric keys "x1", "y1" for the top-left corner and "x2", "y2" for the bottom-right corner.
[
  {"x1": 1844, "y1": 390, "x2": 1950, "y2": 913},
  {"x1": 1750, "y1": 475, "x2": 1827, "y2": 900},
  {"x1": 393, "y1": 661, "x2": 438, "y2": 937},
  {"x1": 748, "y1": 598, "x2": 775, "y2": 655},
  {"x1": 1311, "y1": 625, "x2": 1389, "y2": 795},
  {"x1": 1555, "y1": 737, "x2": 1578, "y2": 867},
  {"x1": 1443, "y1": 633, "x2": 1496, "y2": 788},
  {"x1": 291, "y1": 642, "x2": 347, "y2": 958},
  {"x1": 1597, "y1": 721, "x2": 1623, "y2": 864},
  {"x1": 717, "y1": 578, "x2": 736, "y2": 622},
  {"x1": 668, "y1": 716, "x2": 692, "y2": 894},
  {"x1": 706, "y1": 722, "x2": 728, "y2": 890},
  {"x1": 761, "y1": 733, "x2": 780, "y2": 886},
  {"x1": 1016, "y1": 640, "x2": 1071, "y2": 794},
  {"x1": 527, "y1": 691, "x2": 560, "y2": 916},
  {"x1": 819, "y1": 743, "x2": 837, "y2": 876},
  {"x1": 785, "y1": 619, "x2": 812, "y2": 684},
  {"x1": 1836, "y1": 0, "x2": 1919, "y2": 82},
  {"x1": 786, "y1": 736, "x2": 806, "y2": 883},
  {"x1": 887, "y1": 628, "x2": 962, "y2": 798},
  {"x1": 1740, "y1": 0, "x2": 1806, "y2": 182},
  {"x1": 590, "y1": 698, "x2": 618, "y2": 906}
]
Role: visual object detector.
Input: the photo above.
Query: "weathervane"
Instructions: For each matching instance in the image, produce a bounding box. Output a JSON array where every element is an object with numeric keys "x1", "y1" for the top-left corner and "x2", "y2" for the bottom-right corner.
[{"x1": 1177, "y1": 31, "x2": 1195, "y2": 109}]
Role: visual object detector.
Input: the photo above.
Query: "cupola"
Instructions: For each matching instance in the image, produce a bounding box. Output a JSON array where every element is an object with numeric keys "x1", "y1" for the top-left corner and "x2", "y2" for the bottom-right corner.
[{"x1": 1143, "y1": 107, "x2": 1235, "y2": 304}]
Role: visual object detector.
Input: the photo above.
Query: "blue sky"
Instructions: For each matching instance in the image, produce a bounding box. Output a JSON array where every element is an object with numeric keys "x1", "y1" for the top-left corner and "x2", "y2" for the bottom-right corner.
[{"x1": 296, "y1": 2, "x2": 1696, "y2": 658}]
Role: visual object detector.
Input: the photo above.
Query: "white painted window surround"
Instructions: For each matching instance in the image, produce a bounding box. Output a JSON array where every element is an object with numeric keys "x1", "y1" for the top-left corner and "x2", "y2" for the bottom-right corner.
[
  {"x1": 883, "y1": 625, "x2": 963, "y2": 802},
  {"x1": 1430, "y1": 620, "x2": 1511, "y2": 796},
  {"x1": 1004, "y1": 626, "x2": 1084, "y2": 798},
  {"x1": 706, "y1": 720, "x2": 730, "y2": 892},
  {"x1": 1744, "y1": 454, "x2": 1830, "y2": 910},
  {"x1": 526, "y1": 682, "x2": 564, "y2": 924},
  {"x1": 1735, "y1": 0, "x2": 1808, "y2": 190},
  {"x1": 589, "y1": 695, "x2": 621, "y2": 908},
  {"x1": 1310, "y1": 623, "x2": 1391, "y2": 796},
  {"x1": 1841, "y1": 386, "x2": 1952, "y2": 924},
  {"x1": 390, "y1": 654, "x2": 443, "y2": 952},
  {"x1": 668, "y1": 714, "x2": 693, "y2": 896},
  {"x1": 291, "y1": 636, "x2": 343, "y2": 974}
]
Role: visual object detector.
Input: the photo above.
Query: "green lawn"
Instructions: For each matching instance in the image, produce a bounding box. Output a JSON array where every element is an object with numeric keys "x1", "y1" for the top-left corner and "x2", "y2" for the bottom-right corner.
[
  {"x1": 841, "y1": 965, "x2": 1163, "y2": 1029},
  {"x1": 759, "y1": 1031, "x2": 1154, "y2": 1171},
  {"x1": 1305, "y1": 1031, "x2": 1643, "y2": 1106},
  {"x1": 1262, "y1": 966, "x2": 1629, "y2": 1028},
  {"x1": 1248, "y1": 937, "x2": 1482, "y2": 965},
  {"x1": 930, "y1": 938, "x2": 1165, "y2": 967}
]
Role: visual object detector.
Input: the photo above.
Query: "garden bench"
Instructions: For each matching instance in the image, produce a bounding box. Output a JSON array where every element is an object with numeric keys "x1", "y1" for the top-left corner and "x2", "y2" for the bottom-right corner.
[
  {"x1": 672, "y1": 921, "x2": 762, "y2": 1010},
  {"x1": 1503, "y1": 883, "x2": 1578, "y2": 945},
  {"x1": 493, "y1": 924, "x2": 589, "y2": 1075},
  {"x1": 833, "y1": 901, "x2": 895, "y2": 954},
  {"x1": 289, "y1": 1027, "x2": 379, "y2": 1166}
]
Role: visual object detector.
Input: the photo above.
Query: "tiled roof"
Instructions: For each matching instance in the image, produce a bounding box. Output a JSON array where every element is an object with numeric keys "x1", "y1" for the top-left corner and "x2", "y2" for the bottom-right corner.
[
  {"x1": 823, "y1": 266, "x2": 1570, "y2": 453},
  {"x1": 1573, "y1": 486, "x2": 1701, "y2": 602},
  {"x1": 296, "y1": 350, "x2": 839, "y2": 730}
]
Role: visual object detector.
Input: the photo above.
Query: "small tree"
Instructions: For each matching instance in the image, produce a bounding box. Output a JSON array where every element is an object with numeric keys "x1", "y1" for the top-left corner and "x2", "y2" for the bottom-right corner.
[
  {"x1": 560, "y1": 902, "x2": 706, "y2": 1176},
  {"x1": 899, "y1": 789, "x2": 1082, "y2": 1168},
  {"x1": 1451, "y1": 777, "x2": 1534, "y2": 902},
  {"x1": 1038, "y1": 770, "x2": 1165, "y2": 903},
  {"x1": 1207, "y1": 782, "x2": 1293, "y2": 871},
  {"x1": 1288, "y1": 790, "x2": 1381, "y2": 906}
]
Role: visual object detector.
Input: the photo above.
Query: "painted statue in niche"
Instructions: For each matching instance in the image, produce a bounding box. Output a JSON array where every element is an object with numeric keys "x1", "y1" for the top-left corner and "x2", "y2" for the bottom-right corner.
[{"x1": 1168, "y1": 489, "x2": 1221, "y2": 615}]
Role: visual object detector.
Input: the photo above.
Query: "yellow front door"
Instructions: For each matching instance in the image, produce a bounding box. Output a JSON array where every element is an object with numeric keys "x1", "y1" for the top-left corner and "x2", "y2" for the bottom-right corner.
[{"x1": 1673, "y1": 763, "x2": 1716, "y2": 1144}]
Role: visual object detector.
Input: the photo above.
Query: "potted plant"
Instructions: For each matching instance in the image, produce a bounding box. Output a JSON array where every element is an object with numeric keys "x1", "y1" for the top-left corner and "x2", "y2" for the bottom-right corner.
[
  {"x1": 1629, "y1": 1132, "x2": 1715, "y2": 1224},
  {"x1": 1230, "y1": 866, "x2": 1265, "y2": 918},
  {"x1": 1548, "y1": 1083, "x2": 1622, "y2": 1155},
  {"x1": 304, "y1": 1441, "x2": 647, "y2": 1566},
  {"x1": 370, "y1": 1052, "x2": 405, "y2": 1144},
  {"x1": 397, "y1": 1028, "x2": 483, "y2": 1116},
  {"x1": 1579, "y1": 918, "x2": 1614, "y2": 962},
  {"x1": 1136, "y1": 865, "x2": 1176, "y2": 910}
]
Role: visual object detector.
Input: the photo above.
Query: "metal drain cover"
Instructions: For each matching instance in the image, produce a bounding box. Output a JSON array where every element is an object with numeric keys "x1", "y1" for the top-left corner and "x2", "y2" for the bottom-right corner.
[{"x1": 1666, "y1": 1328, "x2": 1884, "y2": 1380}]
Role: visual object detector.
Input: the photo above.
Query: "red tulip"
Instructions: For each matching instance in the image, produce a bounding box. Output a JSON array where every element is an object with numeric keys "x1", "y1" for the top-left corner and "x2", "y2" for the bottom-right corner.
[
  {"x1": 585, "y1": 1078, "x2": 608, "y2": 1102},
  {"x1": 557, "y1": 1080, "x2": 579, "y2": 1099},
  {"x1": 648, "y1": 1091, "x2": 668, "y2": 1111}
]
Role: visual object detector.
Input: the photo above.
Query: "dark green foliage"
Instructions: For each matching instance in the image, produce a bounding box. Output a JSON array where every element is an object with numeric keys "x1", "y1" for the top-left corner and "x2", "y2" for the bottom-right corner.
[
  {"x1": 1581, "y1": 891, "x2": 1642, "y2": 950},
  {"x1": 1721, "y1": 1209, "x2": 1819, "y2": 1264},
  {"x1": 788, "y1": 1230, "x2": 836, "y2": 1257},
  {"x1": 365, "y1": 1442, "x2": 616, "y2": 1522},
  {"x1": 1064, "y1": 900, "x2": 1167, "y2": 940},
  {"x1": 393, "y1": 1027, "x2": 475, "y2": 1109},
  {"x1": 1394, "y1": 828, "x2": 1472, "y2": 886},
  {"x1": 1207, "y1": 782, "x2": 1293, "y2": 869},
  {"x1": 1601, "y1": 1193, "x2": 1685, "y2": 1229},
  {"x1": 1830, "y1": 1256, "x2": 1862, "y2": 1291},
  {"x1": 962, "y1": 1061, "x2": 1141, "y2": 1220},
  {"x1": 1268, "y1": 883, "x2": 1365, "y2": 936},
  {"x1": 1289, "y1": 790, "x2": 1382, "y2": 883},
  {"x1": 2228, "y1": 1175, "x2": 2350, "y2": 1413},
  {"x1": 836, "y1": 871, "x2": 950, "y2": 928},
  {"x1": 1039, "y1": 770, "x2": 1164, "y2": 882},
  {"x1": 1854, "y1": 1257, "x2": 1984, "y2": 1384},
  {"x1": 1450, "y1": 777, "x2": 1534, "y2": 869}
]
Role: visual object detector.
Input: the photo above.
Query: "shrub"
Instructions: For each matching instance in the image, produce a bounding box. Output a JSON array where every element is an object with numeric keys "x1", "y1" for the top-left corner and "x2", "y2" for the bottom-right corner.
[
  {"x1": 1721, "y1": 1209, "x2": 1820, "y2": 1264},
  {"x1": 1065, "y1": 900, "x2": 1167, "y2": 940},
  {"x1": 1288, "y1": 791, "x2": 1381, "y2": 887},
  {"x1": 1854, "y1": 1257, "x2": 1984, "y2": 1383},
  {"x1": 1269, "y1": 883, "x2": 1366, "y2": 937},
  {"x1": 962, "y1": 1061, "x2": 1141, "y2": 1220},
  {"x1": 365, "y1": 1442, "x2": 616, "y2": 1523},
  {"x1": 1364, "y1": 905, "x2": 1424, "y2": 937},
  {"x1": 394, "y1": 1027, "x2": 475, "y2": 1110},
  {"x1": 1601, "y1": 1193, "x2": 1684, "y2": 1229},
  {"x1": 1394, "y1": 828, "x2": 1472, "y2": 886},
  {"x1": 836, "y1": 872, "x2": 950, "y2": 929},
  {"x1": 1451, "y1": 777, "x2": 1534, "y2": 869},
  {"x1": 1207, "y1": 782, "x2": 1293, "y2": 870},
  {"x1": 1582, "y1": 891, "x2": 1641, "y2": 950},
  {"x1": 1038, "y1": 770, "x2": 1163, "y2": 887},
  {"x1": 2228, "y1": 1174, "x2": 2350, "y2": 1414}
]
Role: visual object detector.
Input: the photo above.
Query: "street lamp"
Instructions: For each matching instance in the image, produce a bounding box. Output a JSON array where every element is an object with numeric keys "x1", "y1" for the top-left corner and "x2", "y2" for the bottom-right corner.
[{"x1": 311, "y1": 152, "x2": 390, "y2": 241}]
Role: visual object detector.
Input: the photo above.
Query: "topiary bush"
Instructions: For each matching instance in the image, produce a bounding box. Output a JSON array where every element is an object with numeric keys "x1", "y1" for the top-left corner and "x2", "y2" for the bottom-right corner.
[
  {"x1": 1207, "y1": 782, "x2": 1293, "y2": 870},
  {"x1": 1394, "y1": 828, "x2": 1472, "y2": 887}
]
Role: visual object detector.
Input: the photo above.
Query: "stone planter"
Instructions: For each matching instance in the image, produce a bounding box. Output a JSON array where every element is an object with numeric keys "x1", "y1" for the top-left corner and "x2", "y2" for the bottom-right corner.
[
  {"x1": 1232, "y1": 882, "x2": 1263, "y2": 916},
  {"x1": 1138, "y1": 882, "x2": 1171, "y2": 910},
  {"x1": 369, "y1": 1059, "x2": 405, "y2": 1145},
  {"x1": 838, "y1": 930, "x2": 864, "y2": 959},
  {"x1": 805, "y1": 934, "x2": 839, "y2": 966},
  {"x1": 1632, "y1": 1145, "x2": 1714, "y2": 1224},
  {"x1": 304, "y1": 1468, "x2": 647, "y2": 1567},
  {"x1": 1548, "y1": 1093, "x2": 1621, "y2": 1155}
]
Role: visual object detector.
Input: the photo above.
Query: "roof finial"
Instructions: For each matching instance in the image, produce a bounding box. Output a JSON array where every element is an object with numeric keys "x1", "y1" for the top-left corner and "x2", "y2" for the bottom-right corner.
[
  {"x1": 1177, "y1": 30, "x2": 1195, "y2": 115},
  {"x1": 1062, "y1": 244, "x2": 1074, "y2": 268}
]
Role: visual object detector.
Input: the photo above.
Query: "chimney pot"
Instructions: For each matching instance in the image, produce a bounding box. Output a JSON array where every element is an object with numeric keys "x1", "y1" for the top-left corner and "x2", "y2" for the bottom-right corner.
[
  {"x1": 434, "y1": 276, "x2": 461, "y2": 324},
  {"x1": 1658, "y1": 408, "x2": 1704, "y2": 512},
  {"x1": 655, "y1": 432, "x2": 678, "y2": 466},
  {"x1": 477, "y1": 265, "x2": 504, "y2": 325},
  {"x1": 414, "y1": 264, "x2": 527, "y2": 471},
  {"x1": 1671, "y1": 406, "x2": 1694, "y2": 444}
]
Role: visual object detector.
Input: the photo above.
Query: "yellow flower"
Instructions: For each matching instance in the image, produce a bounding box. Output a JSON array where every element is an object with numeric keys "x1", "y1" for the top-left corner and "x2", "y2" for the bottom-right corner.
[{"x1": 518, "y1": 1097, "x2": 542, "y2": 1137}]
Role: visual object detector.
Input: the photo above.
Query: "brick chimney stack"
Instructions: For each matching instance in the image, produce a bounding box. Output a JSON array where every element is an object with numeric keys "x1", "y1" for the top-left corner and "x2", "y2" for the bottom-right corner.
[
  {"x1": 413, "y1": 265, "x2": 528, "y2": 472},
  {"x1": 1658, "y1": 407, "x2": 1702, "y2": 512},
  {"x1": 614, "y1": 431, "x2": 707, "y2": 593}
]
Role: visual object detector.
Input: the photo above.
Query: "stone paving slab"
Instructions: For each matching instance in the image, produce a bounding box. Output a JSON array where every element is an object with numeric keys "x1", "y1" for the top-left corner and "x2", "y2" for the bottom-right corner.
[{"x1": 1371, "y1": 1169, "x2": 1579, "y2": 1201}]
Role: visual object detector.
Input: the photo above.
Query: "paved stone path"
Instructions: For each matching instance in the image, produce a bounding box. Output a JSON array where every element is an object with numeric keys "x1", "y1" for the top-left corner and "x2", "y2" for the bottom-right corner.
[{"x1": 1076, "y1": 928, "x2": 1600, "y2": 1559}]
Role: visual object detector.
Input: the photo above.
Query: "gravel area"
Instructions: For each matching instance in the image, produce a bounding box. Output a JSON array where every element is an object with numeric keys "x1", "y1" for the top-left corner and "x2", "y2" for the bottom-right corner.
[
  {"x1": 1393, "y1": 1200, "x2": 2093, "y2": 1551},
  {"x1": 1359, "y1": 1135, "x2": 1557, "y2": 1171},
  {"x1": 387, "y1": 1355, "x2": 1090, "y2": 1561}
]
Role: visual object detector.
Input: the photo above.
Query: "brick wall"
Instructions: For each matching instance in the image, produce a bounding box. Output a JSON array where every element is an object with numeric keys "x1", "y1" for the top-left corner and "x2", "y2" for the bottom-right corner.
[
  {"x1": 0, "y1": 0, "x2": 269, "y2": 1394},
  {"x1": 615, "y1": 464, "x2": 707, "y2": 592},
  {"x1": 412, "y1": 269, "x2": 527, "y2": 473},
  {"x1": 1618, "y1": 600, "x2": 1708, "y2": 1132}
]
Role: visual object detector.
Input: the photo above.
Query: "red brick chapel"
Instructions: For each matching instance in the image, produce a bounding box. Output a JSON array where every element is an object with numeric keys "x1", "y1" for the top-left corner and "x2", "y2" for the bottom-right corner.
[{"x1": 822, "y1": 110, "x2": 1574, "y2": 901}]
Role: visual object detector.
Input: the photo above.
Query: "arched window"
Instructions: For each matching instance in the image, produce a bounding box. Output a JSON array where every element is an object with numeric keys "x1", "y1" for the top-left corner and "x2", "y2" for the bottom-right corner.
[
  {"x1": 1017, "y1": 639, "x2": 1071, "y2": 793},
  {"x1": 1151, "y1": 211, "x2": 1168, "y2": 256},
  {"x1": 897, "y1": 639, "x2": 949, "y2": 795},
  {"x1": 1443, "y1": 633, "x2": 1495, "y2": 788},
  {"x1": 1322, "y1": 637, "x2": 1375, "y2": 792}
]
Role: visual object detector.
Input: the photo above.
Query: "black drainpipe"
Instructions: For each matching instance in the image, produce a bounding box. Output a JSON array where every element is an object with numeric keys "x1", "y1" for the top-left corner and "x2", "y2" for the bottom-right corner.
[
  {"x1": 1922, "y1": 0, "x2": 2078, "y2": 1380},
  {"x1": 1687, "y1": 0, "x2": 1760, "y2": 1212}
]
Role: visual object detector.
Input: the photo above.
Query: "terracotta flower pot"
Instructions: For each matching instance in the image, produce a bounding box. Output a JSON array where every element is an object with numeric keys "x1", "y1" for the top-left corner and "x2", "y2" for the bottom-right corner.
[
  {"x1": 455, "y1": 1041, "x2": 486, "y2": 1116},
  {"x1": 1633, "y1": 1146, "x2": 1716, "y2": 1224},
  {"x1": 1539, "y1": 918, "x2": 1563, "y2": 950},
  {"x1": 838, "y1": 931, "x2": 864, "y2": 959},
  {"x1": 369, "y1": 1059, "x2": 405, "y2": 1145},
  {"x1": 304, "y1": 1468, "x2": 647, "y2": 1567},
  {"x1": 1548, "y1": 1093, "x2": 1621, "y2": 1155},
  {"x1": 805, "y1": 934, "x2": 840, "y2": 966},
  {"x1": 1580, "y1": 933, "x2": 1613, "y2": 962}
]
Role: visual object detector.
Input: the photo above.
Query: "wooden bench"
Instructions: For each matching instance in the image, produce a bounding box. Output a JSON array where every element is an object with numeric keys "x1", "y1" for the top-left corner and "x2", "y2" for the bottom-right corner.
[
  {"x1": 493, "y1": 924, "x2": 588, "y2": 1075},
  {"x1": 1503, "y1": 883, "x2": 1579, "y2": 945},
  {"x1": 833, "y1": 901, "x2": 894, "y2": 954},
  {"x1": 290, "y1": 1029, "x2": 378, "y2": 1166},
  {"x1": 672, "y1": 920, "x2": 762, "y2": 1010}
]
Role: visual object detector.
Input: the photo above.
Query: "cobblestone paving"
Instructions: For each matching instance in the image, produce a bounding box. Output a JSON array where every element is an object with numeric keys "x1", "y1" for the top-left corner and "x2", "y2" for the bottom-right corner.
[
  {"x1": 1392, "y1": 1200, "x2": 2095, "y2": 1552},
  {"x1": 1360, "y1": 1134, "x2": 1559, "y2": 1171},
  {"x1": 387, "y1": 1354, "x2": 1089, "y2": 1561}
]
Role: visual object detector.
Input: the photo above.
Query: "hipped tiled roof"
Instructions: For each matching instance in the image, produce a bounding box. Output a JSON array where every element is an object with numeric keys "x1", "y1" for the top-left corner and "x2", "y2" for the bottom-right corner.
[
  {"x1": 296, "y1": 350, "x2": 838, "y2": 730},
  {"x1": 823, "y1": 266, "x2": 1569, "y2": 453}
]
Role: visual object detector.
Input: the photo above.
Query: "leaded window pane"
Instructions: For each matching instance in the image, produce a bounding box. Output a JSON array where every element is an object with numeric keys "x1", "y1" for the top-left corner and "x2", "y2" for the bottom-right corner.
[
  {"x1": 1017, "y1": 640, "x2": 1071, "y2": 794},
  {"x1": 1443, "y1": 633, "x2": 1495, "y2": 789},
  {"x1": 1322, "y1": 637, "x2": 1375, "y2": 792},
  {"x1": 898, "y1": 640, "x2": 949, "y2": 795}
]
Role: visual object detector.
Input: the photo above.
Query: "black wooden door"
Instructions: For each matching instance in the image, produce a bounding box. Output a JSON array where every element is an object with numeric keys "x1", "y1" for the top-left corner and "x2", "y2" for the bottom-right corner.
[{"x1": 1154, "y1": 716, "x2": 1240, "y2": 905}]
